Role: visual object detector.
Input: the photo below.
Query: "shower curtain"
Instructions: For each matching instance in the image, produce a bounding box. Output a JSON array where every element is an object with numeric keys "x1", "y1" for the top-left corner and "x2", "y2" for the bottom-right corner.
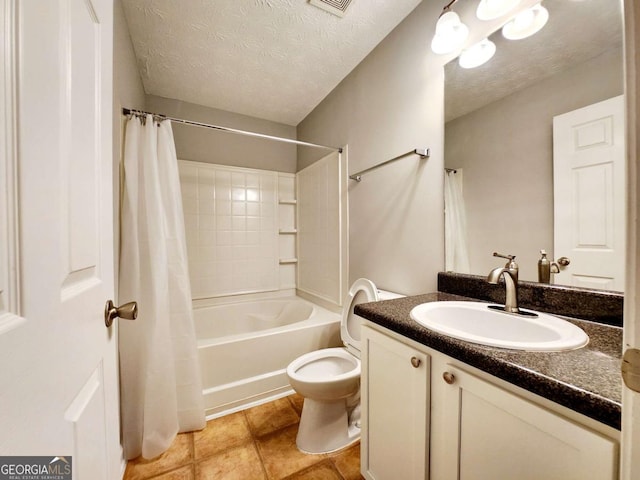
[
  {"x1": 119, "y1": 114, "x2": 205, "y2": 460},
  {"x1": 444, "y1": 169, "x2": 470, "y2": 273}
]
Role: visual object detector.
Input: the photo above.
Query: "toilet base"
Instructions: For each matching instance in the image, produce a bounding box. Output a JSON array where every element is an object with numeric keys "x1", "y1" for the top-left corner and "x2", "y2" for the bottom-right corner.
[{"x1": 296, "y1": 398, "x2": 360, "y2": 454}]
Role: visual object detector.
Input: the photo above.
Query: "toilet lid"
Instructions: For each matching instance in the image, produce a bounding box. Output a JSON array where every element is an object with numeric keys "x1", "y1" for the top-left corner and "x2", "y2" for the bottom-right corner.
[{"x1": 341, "y1": 278, "x2": 379, "y2": 357}]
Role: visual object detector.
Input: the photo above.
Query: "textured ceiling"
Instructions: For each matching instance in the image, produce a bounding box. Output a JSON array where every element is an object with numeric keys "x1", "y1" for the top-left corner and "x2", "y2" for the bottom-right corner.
[
  {"x1": 122, "y1": 0, "x2": 423, "y2": 126},
  {"x1": 445, "y1": 0, "x2": 623, "y2": 122}
]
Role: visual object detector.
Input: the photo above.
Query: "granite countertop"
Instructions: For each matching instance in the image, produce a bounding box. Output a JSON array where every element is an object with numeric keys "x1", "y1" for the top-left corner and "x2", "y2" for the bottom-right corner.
[{"x1": 354, "y1": 292, "x2": 623, "y2": 430}]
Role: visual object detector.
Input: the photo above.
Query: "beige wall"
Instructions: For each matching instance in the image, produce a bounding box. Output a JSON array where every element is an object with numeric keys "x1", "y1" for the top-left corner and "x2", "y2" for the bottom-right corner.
[
  {"x1": 445, "y1": 48, "x2": 624, "y2": 281},
  {"x1": 146, "y1": 95, "x2": 297, "y2": 173},
  {"x1": 113, "y1": 0, "x2": 145, "y2": 114},
  {"x1": 113, "y1": 0, "x2": 146, "y2": 295},
  {"x1": 297, "y1": 1, "x2": 452, "y2": 296},
  {"x1": 113, "y1": 0, "x2": 145, "y2": 166}
]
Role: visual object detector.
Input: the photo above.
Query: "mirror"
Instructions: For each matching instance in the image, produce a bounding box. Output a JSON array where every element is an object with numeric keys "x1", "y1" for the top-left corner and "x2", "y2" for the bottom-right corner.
[{"x1": 444, "y1": 0, "x2": 624, "y2": 290}]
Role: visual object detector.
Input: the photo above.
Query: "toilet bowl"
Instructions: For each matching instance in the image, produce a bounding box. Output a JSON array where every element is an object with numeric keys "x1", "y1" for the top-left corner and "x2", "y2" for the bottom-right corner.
[{"x1": 286, "y1": 278, "x2": 403, "y2": 454}]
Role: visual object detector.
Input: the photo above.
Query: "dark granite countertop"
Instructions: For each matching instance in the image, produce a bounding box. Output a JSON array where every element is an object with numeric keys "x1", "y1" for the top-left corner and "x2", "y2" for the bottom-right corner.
[{"x1": 355, "y1": 292, "x2": 622, "y2": 430}]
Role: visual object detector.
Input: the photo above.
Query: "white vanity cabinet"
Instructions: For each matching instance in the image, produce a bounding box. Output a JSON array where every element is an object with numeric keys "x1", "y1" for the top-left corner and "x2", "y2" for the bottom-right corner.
[
  {"x1": 361, "y1": 325, "x2": 430, "y2": 480},
  {"x1": 431, "y1": 361, "x2": 618, "y2": 480},
  {"x1": 361, "y1": 323, "x2": 620, "y2": 480}
]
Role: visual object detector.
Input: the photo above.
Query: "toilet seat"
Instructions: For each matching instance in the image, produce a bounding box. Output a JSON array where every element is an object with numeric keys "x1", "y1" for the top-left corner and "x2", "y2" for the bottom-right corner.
[
  {"x1": 341, "y1": 278, "x2": 379, "y2": 358},
  {"x1": 286, "y1": 347, "x2": 361, "y2": 401},
  {"x1": 288, "y1": 347, "x2": 360, "y2": 381}
]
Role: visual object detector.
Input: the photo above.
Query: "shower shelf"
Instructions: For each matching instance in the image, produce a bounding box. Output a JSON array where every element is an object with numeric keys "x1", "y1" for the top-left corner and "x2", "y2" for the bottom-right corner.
[
  {"x1": 279, "y1": 229, "x2": 297, "y2": 234},
  {"x1": 279, "y1": 258, "x2": 298, "y2": 264},
  {"x1": 279, "y1": 199, "x2": 297, "y2": 205}
]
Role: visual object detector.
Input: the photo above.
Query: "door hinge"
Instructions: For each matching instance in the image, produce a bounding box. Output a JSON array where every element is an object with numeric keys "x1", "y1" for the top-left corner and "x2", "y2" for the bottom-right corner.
[{"x1": 621, "y1": 348, "x2": 640, "y2": 393}]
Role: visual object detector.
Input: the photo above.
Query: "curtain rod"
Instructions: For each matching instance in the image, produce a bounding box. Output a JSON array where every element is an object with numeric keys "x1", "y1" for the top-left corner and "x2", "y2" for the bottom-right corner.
[{"x1": 122, "y1": 108, "x2": 343, "y2": 153}]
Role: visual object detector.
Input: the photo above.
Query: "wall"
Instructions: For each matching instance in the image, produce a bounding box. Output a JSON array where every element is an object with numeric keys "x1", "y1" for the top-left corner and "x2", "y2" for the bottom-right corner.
[
  {"x1": 113, "y1": 0, "x2": 145, "y2": 115},
  {"x1": 113, "y1": 0, "x2": 146, "y2": 294},
  {"x1": 445, "y1": 48, "x2": 624, "y2": 281},
  {"x1": 146, "y1": 95, "x2": 297, "y2": 173},
  {"x1": 296, "y1": 1, "x2": 449, "y2": 296},
  {"x1": 297, "y1": 151, "x2": 348, "y2": 309},
  {"x1": 113, "y1": 0, "x2": 145, "y2": 160},
  {"x1": 179, "y1": 161, "x2": 280, "y2": 299}
]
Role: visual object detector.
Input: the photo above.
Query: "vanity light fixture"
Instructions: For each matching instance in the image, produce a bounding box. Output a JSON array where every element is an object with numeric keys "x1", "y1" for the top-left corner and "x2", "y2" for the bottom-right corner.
[
  {"x1": 431, "y1": 0, "x2": 469, "y2": 55},
  {"x1": 459, "y1": 37, "x2": 496, "y2": 68},
  {"x1": 431, "y1": 0, "x2": 549, "y2": 60},
  {"x1": 476, "y1": 0, "x2": 521, "y2": 21},
  {"x1": 502, "y1": 2, "x2": 549, "y2": 40}
]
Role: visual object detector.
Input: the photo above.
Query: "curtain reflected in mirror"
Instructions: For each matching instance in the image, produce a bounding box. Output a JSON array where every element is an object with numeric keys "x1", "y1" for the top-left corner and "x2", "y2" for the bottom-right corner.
[{"x1": 444, "y1": 169, "x2": 470, "y2": 273}]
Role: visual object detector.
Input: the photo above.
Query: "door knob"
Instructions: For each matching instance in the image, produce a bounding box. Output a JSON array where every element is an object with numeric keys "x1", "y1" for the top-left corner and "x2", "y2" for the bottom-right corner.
[
  {"x1": 557, "y1": 256, "x2": 570, "y2": 267},
  {"x1": 104, "y1": 300, "x2": 138, "y2": 327},
  {"x1": 410, "y1": 356, "x2": 421, "y2": 368}
]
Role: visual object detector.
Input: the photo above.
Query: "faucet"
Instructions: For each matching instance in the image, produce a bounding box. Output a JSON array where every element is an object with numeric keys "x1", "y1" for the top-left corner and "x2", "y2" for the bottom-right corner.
[{"x1": 487, "y1": 252, "x2": 520, "y2": 314}]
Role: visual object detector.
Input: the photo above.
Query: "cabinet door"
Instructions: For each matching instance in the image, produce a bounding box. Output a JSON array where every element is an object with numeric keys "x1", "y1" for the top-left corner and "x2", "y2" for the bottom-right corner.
[
  {"x1": 361, "y1": 325, "x2": 430, "y2": 480},
  {"x1": 437, "y1": 365, "x2": 618, "y2": 480}
]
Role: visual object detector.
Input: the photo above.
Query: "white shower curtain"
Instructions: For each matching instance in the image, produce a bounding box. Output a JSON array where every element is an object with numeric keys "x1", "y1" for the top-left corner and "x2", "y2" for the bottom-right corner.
[
  {"x1": 444, "y1": 169, "x2": 470, "y2": 273},
  {"x1": 119, "y1": 114, "x2": 205, "y2": 460}
]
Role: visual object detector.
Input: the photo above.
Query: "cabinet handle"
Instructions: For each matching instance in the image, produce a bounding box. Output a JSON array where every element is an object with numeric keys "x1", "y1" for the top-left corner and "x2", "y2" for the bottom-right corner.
[
  {"x1": 442, "y1": 371, "x2": 456, "y2": 384},
  {"x1": 410, "y1": 356, "x2": 421, "y2": 368}
]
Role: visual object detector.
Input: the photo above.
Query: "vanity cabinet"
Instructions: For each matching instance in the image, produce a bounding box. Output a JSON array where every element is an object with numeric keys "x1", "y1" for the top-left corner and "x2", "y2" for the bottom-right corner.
[
  {"x1": 361, "y1": 323, "x2": 619, "y2": 480},
  {"x1": 361, "y1": 325, "x2": 430, "y2": 480},
  {"x1": 431, "y1": 361, "x2": 618, "y2": 480}
]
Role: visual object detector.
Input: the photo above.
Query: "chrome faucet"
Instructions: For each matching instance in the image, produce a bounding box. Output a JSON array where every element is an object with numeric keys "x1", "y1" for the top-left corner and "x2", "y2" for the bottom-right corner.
[{"x1": 487, "y1": 252, "x2": 520, "y2": 314}]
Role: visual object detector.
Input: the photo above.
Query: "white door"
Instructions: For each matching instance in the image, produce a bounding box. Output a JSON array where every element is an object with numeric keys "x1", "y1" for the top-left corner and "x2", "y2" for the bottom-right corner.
[
  {"x1": 0, "y1": 0, "x2": 120, "y2": 479},
  {"x1": 553, "y1": 95, "x2": 625, "y2": 291}
]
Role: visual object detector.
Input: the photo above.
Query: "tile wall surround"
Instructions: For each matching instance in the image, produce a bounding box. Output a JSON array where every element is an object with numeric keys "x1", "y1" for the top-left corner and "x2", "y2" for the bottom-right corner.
[
  {"x1": 297, "y1": 152, "x2": 343, "y2": 307},
  {"x1": 180, "y1": 160, "x2": 295, "y2": 299},
  {"x1": 437, "y1": 272, "x2": 624, "y2": 327},
  {"x1": 179, "y1": 155, "x2": 346, "y2": 307}
]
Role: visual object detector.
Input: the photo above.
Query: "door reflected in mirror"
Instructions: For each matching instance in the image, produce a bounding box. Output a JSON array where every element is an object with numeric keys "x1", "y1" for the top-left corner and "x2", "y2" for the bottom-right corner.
[{"x1": 444, "y1": 0, "x2": 624, "y2": 291}]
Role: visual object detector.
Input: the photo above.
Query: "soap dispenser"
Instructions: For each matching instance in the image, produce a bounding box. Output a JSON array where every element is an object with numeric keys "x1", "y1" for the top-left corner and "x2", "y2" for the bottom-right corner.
[{"x1": 538, "y1": 250, "x2": 551, "y2": 284}]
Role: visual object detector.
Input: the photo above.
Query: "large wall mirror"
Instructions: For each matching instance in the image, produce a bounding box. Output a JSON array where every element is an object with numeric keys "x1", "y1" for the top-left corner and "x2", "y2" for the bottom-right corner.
[{"x1": 444, "y1": 0, "x2": 624, "y2": 291}]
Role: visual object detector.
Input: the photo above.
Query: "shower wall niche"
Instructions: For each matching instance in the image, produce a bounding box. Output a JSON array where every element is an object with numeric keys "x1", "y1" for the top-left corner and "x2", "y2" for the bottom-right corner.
[{"x1": 278, "y1": 173, "x2": 297, "y2": 289}]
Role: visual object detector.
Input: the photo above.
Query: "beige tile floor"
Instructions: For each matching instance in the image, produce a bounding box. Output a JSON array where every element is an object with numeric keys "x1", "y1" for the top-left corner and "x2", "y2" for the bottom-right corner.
[{"x1": 123, "y1": 394, "x2": 365, "y2": 480}]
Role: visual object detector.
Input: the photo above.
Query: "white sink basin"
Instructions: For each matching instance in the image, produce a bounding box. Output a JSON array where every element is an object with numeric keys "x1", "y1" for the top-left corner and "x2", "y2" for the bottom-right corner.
[{"x1": 409, "y1": 301, "x2": 589, "y2": 352}]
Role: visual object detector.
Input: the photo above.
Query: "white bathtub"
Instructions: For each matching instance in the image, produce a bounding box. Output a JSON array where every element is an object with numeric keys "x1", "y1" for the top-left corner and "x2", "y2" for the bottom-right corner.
[{"x1": 194, "y1": 296, "x2": 341, "y2": 418}]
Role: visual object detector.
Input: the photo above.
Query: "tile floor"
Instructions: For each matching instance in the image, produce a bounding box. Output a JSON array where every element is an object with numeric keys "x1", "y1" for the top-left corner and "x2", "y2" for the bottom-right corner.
[{"x1": 123, "y1": 394, "x2": 365, "y2": 480}]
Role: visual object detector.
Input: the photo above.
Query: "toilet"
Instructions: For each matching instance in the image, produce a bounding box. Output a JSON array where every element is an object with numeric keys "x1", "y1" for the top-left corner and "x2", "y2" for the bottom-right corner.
[{"x1": 286, "y1": 278, "x2": 403, "y2": 454}]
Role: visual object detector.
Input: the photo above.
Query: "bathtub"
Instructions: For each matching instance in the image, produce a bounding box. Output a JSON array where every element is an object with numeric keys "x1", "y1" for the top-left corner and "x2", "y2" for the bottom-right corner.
[{"x1": 194, "y1": 296, "x2": 341, "y2": 418}]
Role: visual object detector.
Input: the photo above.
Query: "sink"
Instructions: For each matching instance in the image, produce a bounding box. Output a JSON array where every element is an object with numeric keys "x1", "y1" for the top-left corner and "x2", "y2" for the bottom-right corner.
[{"x1": 409, "y1": 301, "x2": 589, "y2": 351}]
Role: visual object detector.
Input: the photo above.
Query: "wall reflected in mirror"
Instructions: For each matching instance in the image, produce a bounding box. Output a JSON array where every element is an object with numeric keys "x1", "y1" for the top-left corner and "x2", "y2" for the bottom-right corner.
[{"x1": 444, "y1": 0, "x2": 624, "y2": 291}]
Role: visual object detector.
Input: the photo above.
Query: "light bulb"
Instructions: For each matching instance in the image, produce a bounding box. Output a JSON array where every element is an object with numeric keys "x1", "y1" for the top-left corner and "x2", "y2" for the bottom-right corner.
[
  {"x1": 459, "y1": 38, "x2": 496, "y2": 69},
  {"x1": 476, "y1": 0, "x2": 521, "y2": 20},
  {"x1": 502, "y1": 2, "x2": 549, "y2": 40},
  {"x1": 431, "y1": 11, "x2": 469, "y2": 55}
]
